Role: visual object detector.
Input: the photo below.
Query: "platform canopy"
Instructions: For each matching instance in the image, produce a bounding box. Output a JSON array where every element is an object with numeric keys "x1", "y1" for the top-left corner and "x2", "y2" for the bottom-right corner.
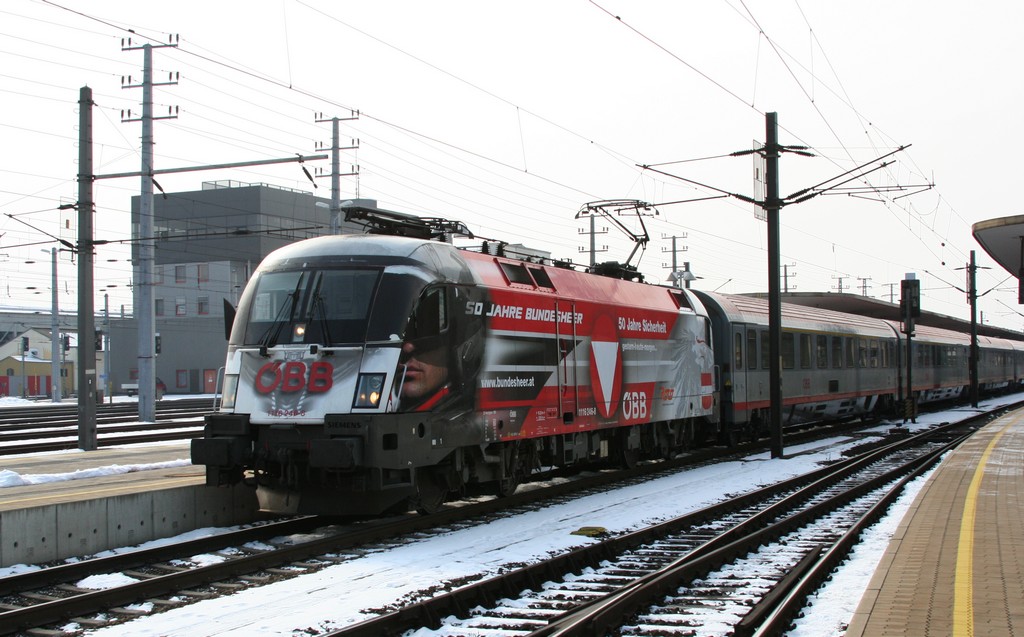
[{"x1": 973, "y1": 214, "x2": 1024, "y2": 278}]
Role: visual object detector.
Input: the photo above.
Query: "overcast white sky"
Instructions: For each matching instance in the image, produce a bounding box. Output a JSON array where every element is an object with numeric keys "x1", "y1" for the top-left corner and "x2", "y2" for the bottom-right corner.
[{"x1": 2, "y1": 0, "x2": 1023, "y2": 330}]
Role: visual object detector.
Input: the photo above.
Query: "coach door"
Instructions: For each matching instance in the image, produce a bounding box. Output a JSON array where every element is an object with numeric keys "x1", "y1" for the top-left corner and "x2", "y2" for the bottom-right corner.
[
  {"x1": 728, "y1": 326, "x2": 751, "y2": 420},
  {"x1": 555, "y1": 300, "x2": 578, "y2": 422}
]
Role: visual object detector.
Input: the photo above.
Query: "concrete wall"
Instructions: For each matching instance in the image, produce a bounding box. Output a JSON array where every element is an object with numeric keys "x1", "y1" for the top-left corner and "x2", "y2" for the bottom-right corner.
[{"x1": 0, "y1": 484, "x2": 260, "y2": 567}]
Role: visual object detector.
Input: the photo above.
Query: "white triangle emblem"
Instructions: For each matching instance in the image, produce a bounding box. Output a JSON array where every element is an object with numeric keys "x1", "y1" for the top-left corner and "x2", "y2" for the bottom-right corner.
[{"x1": 591, "y1": 340, "x2": 620, "y2": 413}]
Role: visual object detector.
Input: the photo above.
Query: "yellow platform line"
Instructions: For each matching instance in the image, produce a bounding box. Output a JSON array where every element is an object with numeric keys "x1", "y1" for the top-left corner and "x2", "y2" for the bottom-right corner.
[{"x1": 953, "y1": 422, "x2": 1011, "y2": 636}]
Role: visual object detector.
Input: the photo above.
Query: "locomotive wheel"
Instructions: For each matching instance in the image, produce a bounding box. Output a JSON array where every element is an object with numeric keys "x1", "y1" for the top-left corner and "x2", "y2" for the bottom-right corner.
[
  {"x1": 496, "y1": 474, "x2": 521, "y2": 498},
  {"x1": 412, "y1": 467, "x2": 448, "y2": 515},
  {"x1": 617, "y1": 427, "x2": 640, "y2": 469}
]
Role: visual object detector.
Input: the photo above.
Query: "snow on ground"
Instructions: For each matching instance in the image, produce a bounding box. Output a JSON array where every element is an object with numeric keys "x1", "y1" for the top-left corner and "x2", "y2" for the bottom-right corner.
[
  {"x1": 0, "y1": 394, "x2": 204, "y2": 486},
  {"x1": 0, "y1": 459, "x2": 193, "y2": 487},
  {"x1": 2, "y1": 393, "x2": 1020, "y2": 636}
]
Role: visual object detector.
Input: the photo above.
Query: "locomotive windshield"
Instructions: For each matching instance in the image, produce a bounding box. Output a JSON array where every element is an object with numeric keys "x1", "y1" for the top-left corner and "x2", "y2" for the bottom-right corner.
[{"x1": 240, "y1": 268, "x2": 382, "y2": 346}]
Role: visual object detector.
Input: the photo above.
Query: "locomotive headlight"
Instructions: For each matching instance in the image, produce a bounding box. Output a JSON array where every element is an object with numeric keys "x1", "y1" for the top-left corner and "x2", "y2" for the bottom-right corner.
[
  {"x1": 293, "y1": 323, "x2": 306, "y2": 343},
  {"x1": 353, "y1": 373, "x2": 386, "y2": 408}
]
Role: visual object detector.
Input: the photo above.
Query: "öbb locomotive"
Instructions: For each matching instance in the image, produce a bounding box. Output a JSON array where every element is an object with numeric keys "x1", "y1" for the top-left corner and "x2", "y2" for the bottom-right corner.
[{"x1": 191, "y1": 228, "x2": 1024, "y2": 516}]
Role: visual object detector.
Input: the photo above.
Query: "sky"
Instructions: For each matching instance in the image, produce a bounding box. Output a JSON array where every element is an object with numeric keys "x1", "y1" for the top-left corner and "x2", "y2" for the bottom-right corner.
[{"x1": 2, "y1": 1, "x2": 1023, "y2": 330}]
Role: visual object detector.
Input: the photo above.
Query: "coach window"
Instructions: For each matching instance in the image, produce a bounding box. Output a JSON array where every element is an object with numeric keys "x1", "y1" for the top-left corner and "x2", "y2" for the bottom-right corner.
[
  {"x1": 734, "y1": 332, "x2": 743, "y2": 370},
  {"x1": 760, "y1": 329, "x2": 770, "y2": 369},
  {"x1": 870, "y1": 340, "x2": 880, "y2": 368},
  {"x1": 782, "y1": 332, "x2": 795, "y2": 369},
  {"x1": 845, "y1": 337, "x2": 855, "y2": 369},
  {"x1": 857, "y1": 339, "x2": 868, "y2": 368},
  {"x1": 831, "y1": 336, "x2": 843, "y2": 369},
  {"x1": 816, "y1": 335, "x2": 828, "y2": 368},
  {"x1": 746, "y1": 329, "x2": 757, "y2": 370},
  {"x1": 799, "y1": 333, "x2": 812, "y2": 369}
]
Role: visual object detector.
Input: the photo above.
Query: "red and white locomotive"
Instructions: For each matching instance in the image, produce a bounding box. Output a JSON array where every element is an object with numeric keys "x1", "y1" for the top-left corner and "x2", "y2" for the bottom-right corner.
[
  {"x1": 192, "y1": 226, "x2": 717, "y2": 515},
  {"x1": 192, "y1": 211, "x2": 1024, "y2": 516}
]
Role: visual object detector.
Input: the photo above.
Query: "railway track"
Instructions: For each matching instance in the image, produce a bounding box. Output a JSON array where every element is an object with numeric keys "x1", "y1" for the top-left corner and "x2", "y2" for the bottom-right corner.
[
  {"x1": 0, "y1": 398, "x2": 212, "y2": 454},
  {"x1": 324, "y1": 409, "x2": 1000, "y2": 637},
  {"x1": 0, "y1": 402, "x2": 1009, "y2": 635},
  {"x1": 0, "y1": 439, "x2": 748, "y2": 635}
]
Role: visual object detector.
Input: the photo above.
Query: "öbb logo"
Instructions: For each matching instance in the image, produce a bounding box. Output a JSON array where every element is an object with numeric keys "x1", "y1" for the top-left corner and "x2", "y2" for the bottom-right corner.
[{"x1": 255, "y1": 361, "x2": 334, "y2": 394}]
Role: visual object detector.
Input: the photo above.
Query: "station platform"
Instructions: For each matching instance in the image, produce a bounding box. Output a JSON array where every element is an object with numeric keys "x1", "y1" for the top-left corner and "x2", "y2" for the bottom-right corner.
[
  {"x1": 0, "y1": 443, "x2": 258, "y2": 567},
  {"x1": 846, "y1": 408, "x2": 1024, "y2": 636}
]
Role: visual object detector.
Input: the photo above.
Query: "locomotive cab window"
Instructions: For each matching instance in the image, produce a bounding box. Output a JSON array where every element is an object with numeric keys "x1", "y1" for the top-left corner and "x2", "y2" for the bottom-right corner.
[{"x1": 241, "y1": 268, "x2": 380, "y2": 347}]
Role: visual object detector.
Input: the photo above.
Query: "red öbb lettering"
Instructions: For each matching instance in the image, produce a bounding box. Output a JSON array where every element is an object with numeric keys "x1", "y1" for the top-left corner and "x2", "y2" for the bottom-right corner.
[{"x1": 255, "y1": 361, "x2": 334, "y2": 394}]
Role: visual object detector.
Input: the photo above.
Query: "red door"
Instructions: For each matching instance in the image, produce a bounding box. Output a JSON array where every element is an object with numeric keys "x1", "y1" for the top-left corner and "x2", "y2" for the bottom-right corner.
[{"x1": 203, "y1": 369, "x2": 219, "y2": 393}]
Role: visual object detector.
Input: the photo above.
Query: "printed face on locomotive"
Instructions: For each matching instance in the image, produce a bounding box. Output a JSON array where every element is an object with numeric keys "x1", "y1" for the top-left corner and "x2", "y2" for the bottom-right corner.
[{"x1": 394, "y1": 284, "x2": 487, "y2": 412}]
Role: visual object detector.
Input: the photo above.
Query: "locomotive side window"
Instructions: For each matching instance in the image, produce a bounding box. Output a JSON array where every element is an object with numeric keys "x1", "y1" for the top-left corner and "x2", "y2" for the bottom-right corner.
[
  {"x1": 831, "y1": 336, "x2": 843, "y2": 369},
  {"x1": 499, "y1": 262, "x2": 534, "y2": 286},
  {"x1": 746, "y1": 329, "x2": 757, "y2": 370},
  {"x1": 528, "y1": 266, "x2": 555, "y2": 289},
  {"x1": 404, "y1": 287, "x2": 448, "y2": 344}
]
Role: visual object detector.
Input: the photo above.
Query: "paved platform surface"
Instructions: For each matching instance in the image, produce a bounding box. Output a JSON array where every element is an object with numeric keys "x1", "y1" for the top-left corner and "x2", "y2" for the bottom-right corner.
[
  {"x1": 846, "y1": 408, "x2": 1024, "y2": 636},
  {"x1": 0, "y1": 442, "x2": 200, "y2": 513}
]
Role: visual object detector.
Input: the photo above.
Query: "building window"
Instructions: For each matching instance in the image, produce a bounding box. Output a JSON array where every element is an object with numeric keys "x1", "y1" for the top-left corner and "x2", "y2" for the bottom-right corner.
[
  {"x1": 175, "y1": 265, "x2": 186, "y2": 283},
  {"x1": 197, "y1": 263, "x2": 209, "y2": 283},
  {"x1": 154, "y1": 266, "x2": 164, "y2": 284},
  {"x1": 175, "y1": 297, "x2": 187, "y2": 316},
  {"x1": 155, "y1": 298, "x2": 164, "y2": 316},
  {"x1": 176, "y1": 370, "x2": 188, "y2": 388},
  {"x1": 198, "y1": 296, "x2": 210, "y2": 315}
]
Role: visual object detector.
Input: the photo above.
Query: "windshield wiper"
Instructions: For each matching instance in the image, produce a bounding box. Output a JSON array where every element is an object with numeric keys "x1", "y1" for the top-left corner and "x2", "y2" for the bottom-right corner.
[
  {"x1": 256, "y1": 277, "x2": 304, "y2": 356},
  {"x1": 307, "y1": 290, "x2": 334, "y2": 346}
]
